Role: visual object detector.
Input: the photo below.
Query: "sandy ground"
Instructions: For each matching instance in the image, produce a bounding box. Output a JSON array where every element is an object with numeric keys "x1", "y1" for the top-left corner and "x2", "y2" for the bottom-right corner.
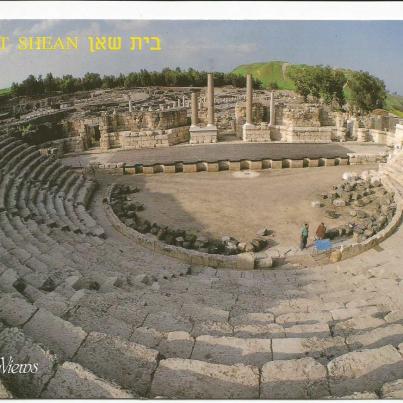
[{"x1": 96, "y1": 164, "x2": 378, "y2": 250}]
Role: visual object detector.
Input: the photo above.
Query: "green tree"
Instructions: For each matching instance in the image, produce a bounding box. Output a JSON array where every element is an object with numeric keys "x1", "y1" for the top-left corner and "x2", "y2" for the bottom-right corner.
[
  {"x1": 288, "y1": 65, "x2": 346, "y2": 107},
  {"x1": 347, "y1": 71, "x2": 386, "y2": 113}
]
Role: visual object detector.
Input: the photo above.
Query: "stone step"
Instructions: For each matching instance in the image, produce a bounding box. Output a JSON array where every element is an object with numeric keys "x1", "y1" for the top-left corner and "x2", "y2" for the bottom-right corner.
[
  {"x1": 0, "y1": 327, "x2": 58, "y2": 398},
  {"x1": 74, "y1": 331, "x2": 159, "y2": 396},
  {"x1": 150, "y1": 358, "x2": 260, "y2": 398},
  {"x1": 191, "y1": 334, "x2": 271, "y2": 367},
  {"x1": 0, "y1": 380, "x2": 13, "y2": 398},
  {"x1": 381, "y1": 378, "x2": 403, "y2": 399},
  {"x1": 41, "y1": 361, "x2": 136, "y2": 398},
  {"x1": 261, "y1": 357, "x2": 329, "y2": 399},
  {"x1": 327, "y1": 345, "x2": 403, "y2": 396},
  {"x1": 22, "y1": 307, "x2": 87, "y2": 361}
]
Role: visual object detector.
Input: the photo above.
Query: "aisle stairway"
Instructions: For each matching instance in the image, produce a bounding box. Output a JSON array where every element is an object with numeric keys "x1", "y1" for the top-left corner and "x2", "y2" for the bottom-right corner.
[{"x1": 1, "y1": 132, "x2": 403, "y2": 398}]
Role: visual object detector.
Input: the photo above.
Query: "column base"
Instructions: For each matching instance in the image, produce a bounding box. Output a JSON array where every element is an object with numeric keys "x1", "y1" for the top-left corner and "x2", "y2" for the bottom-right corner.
[
  {"x1": 189, "y1": 125, "x2": 218, "y2": 144},
  {"x1": 242, "y1": 123, "x2": 256, "y2": 141}
]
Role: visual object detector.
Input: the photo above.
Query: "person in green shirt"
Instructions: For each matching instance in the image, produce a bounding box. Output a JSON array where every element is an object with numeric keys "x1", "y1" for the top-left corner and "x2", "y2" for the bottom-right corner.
[{"x1": 300, "y1": 223, "x2": 309, "y2": 250}]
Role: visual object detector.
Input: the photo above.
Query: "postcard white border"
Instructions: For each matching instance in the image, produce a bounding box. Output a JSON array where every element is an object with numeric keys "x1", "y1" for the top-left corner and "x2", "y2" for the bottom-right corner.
[{"x1": 0, "y1": 1, "x2": 403, "y2": 20}]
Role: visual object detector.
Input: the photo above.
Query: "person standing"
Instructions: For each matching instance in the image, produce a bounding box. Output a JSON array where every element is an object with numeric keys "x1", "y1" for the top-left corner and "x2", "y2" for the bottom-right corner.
[
  {"x1": 315, "y1": 222, "x2": 326, "y2": 240},
  {"x1": 300, "y1": 223, "x2": 309, "y2": 250}
]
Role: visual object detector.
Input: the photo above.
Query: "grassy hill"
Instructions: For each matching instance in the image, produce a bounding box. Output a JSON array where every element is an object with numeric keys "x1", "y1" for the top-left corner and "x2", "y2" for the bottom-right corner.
[
  {"x1": 232, "y1": 61, "x2": 403, "y2": 117},
  {"x1": 385, "y1": 93, "x2": 403, "y2": 118},
  {"x1": 0, "y1": 88, "x2": 11, "y2": 96},
  {"x1": 232, "y1": 61, "x2": 297, "y2": 90}
]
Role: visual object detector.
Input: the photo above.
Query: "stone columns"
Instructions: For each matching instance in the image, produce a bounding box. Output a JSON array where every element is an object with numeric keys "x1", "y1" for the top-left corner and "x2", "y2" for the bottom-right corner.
[
  {"x1": 128, "y1": 99, "x2": 132, "y2": 113},
  {"x1": 243, "y1": 74, "x2": 255, "y2": 141},
  {"x1": 191, "y1": 90, "x2": 199, "y2": 127},
  {"x1": 188, "y1": 73, "x2": 217, "y2": 144},
  {"x1": 207, "y1": 73, "x2": 215, "y2": 127},
  {"x1": 246, "y1": 74, "x2": 253, "y2": 125},
  {"x1": 269, "y1": 91, "x2": 275, "y2": 126}
]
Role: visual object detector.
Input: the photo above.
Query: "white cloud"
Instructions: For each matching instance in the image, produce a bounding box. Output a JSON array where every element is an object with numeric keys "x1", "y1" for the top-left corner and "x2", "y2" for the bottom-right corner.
[{"x1": 12, "y1": 20, "x2": 62, "y2": 36}]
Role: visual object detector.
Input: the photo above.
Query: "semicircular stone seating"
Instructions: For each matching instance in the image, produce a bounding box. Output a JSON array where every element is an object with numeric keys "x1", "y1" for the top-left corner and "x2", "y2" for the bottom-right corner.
[{"x1": 1, "y1": 131, "x2": 403, "y2": 399}]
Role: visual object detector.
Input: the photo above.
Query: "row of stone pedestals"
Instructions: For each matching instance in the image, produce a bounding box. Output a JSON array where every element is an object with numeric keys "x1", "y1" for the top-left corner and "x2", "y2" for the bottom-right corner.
[{"x1": 96, "y1": 156, "x2": 350, "y2": 175}]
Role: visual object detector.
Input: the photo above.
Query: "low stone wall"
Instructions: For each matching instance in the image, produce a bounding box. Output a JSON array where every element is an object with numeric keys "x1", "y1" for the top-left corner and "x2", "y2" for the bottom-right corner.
[{"x1": 104, "y1": 184, "x2": 255, "y2": 270}]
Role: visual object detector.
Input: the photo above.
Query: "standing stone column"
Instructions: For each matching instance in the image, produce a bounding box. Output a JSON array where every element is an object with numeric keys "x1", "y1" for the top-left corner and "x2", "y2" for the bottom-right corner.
[
  {"x1": 269, "y1": 91, "x2": 275, "y2": 125},
  {"x1": 246, "y1": 74, "x2": 253, "y2": 125},
  {"x1": 128, "y1": 99, "x2": 132, "y2": 113},
  {"x1": 207, "y1": 73, "x2": 215, "y2": 127},
  {"x1": 191, "y1": 91, "x2": 199, "y2": 127}
]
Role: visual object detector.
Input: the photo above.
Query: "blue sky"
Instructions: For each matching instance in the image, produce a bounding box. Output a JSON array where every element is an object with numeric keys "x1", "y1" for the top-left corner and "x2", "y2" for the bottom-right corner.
[{"x1": 0, "y1": 20, "x2": 402, "y2": 94}]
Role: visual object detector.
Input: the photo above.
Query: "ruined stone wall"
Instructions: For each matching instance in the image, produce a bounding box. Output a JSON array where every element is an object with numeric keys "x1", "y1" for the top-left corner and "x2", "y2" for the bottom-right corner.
[
  {"x1": 395, "y1": 124, "x2": 403, "y2": 147},
  {"x1": 235, "y1": 102, "x2": 268, "y2": 136},
  {"x1": 242, "y1": 124, "x2": 271, "y2": 142},
  {"x1": 285, "y1": 127, "x2": 332, "y2": 143},
  {"x1": 274, "y1": 103, "x2": 336, "y2": 128},
  {"x1": 235, "y1": 102, "x2": 268, "y2": 126},
  {"x1": 119, "y1": 130, "x2": 167, "y2": 149},
  {"x1": 106, "y1": 109, "x2": 187, "y2": 132},
  {"x1": 42, "y1": 136, "x2": 85, "y2": 155},
  {"x1": 280, "y1": 104, "x2": 321, "y2": 127},
  {"x1": 368, "y1": 129, "x2": 388, "y2": 145},
  {"x1": 364, "y1": 114, "x2": 400, "y2": 133},
  {"x1": 166, "y1": 126, "x2": 190, "y2": 145},
  {"x1": 117, "y1": 125, "x2": 190, "y2": 150}
]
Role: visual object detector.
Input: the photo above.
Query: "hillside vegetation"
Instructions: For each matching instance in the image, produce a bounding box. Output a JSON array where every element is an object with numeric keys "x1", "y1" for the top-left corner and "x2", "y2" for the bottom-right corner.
[
  {"x1": 232, "y1": 61, "x2": 297, "y2": 90},
  {"x1": 233, "y1": 61, "x2": 402, "y2": 117}
]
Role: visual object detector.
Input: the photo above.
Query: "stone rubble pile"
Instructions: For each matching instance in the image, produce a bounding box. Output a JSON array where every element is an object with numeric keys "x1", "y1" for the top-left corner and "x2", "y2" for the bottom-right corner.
[{"x1": 318, "y1": 172, "x2": 396, "y2": 243}]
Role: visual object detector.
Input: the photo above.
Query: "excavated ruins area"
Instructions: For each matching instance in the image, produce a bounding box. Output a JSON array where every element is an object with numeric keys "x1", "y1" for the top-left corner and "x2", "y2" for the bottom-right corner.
[{"x1": 96, "y1": 164, "x2": 379, "y2": 252}]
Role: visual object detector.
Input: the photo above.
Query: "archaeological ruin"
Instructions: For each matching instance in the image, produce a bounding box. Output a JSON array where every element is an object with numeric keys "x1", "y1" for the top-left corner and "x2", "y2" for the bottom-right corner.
[{"x1": 1, "y1": 72, "x2": 403, "y2": 399}]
